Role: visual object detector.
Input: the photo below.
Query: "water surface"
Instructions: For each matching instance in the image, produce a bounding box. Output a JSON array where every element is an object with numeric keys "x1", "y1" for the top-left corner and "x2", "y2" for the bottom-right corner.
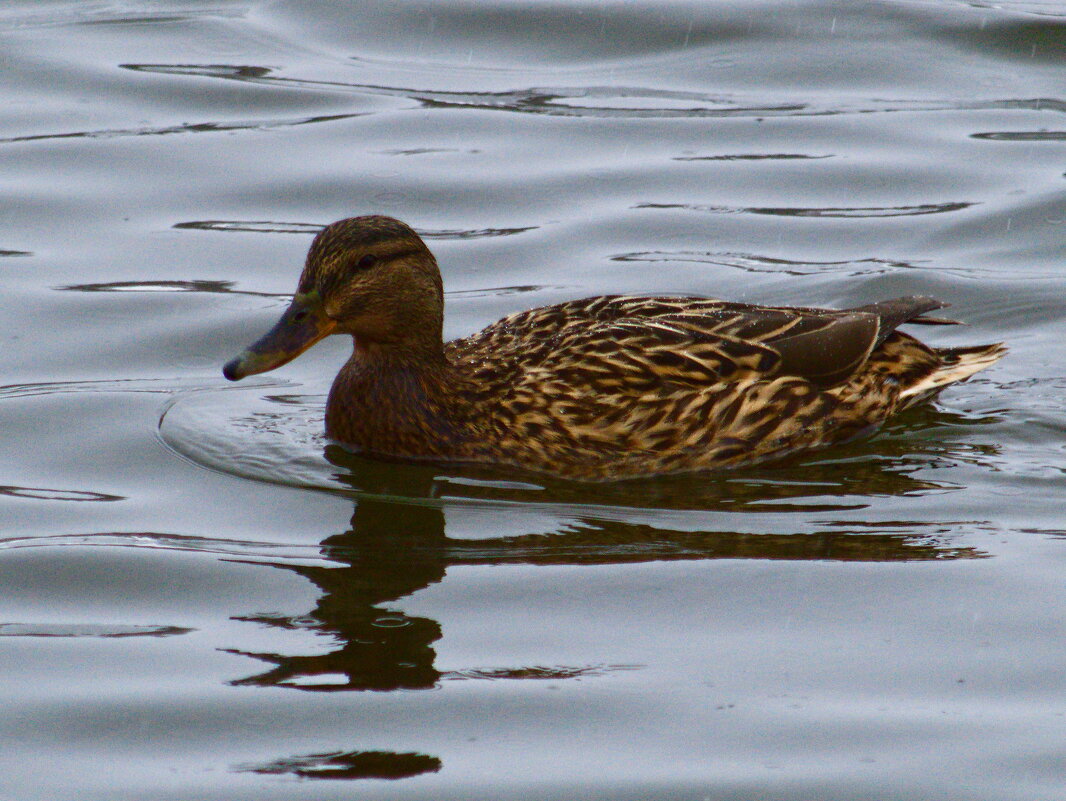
[{"x1": 2, "y1": 1, "x2": 1065, "y2": 799}]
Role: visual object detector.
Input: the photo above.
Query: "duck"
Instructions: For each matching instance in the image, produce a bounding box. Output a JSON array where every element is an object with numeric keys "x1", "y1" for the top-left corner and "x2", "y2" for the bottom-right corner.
[{"x1": 222, "y1": 215, "x2": 1005, "y2": 481}]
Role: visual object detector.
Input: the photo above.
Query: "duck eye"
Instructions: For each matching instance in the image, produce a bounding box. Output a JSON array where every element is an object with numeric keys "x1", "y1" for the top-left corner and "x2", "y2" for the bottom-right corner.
[{"x1": 356, "y1": 253, "x2": 378, "y2": 270}]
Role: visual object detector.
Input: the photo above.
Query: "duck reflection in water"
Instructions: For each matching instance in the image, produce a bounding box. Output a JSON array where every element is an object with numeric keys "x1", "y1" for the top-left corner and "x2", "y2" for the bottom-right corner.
[
  {"x1": 229, "y1": 417, "x2": 993, "y2": 695},
  {"x1": 229, "y1": 497, "x2": 447, "y2": 692},
  {"x1": 228, "y1": 421, "x2": 993, "y2": 779}
]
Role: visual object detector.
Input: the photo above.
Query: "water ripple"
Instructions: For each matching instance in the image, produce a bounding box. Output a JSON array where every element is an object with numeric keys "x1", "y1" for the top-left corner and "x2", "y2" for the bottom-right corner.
[
  {"x1": 612, "y1": 250, "x2": 918, "y2": 277},
  {"x1": 172, "y1": 219, "x2": 537, "y2": 240},
  {"x1": 57, "y1": 279, "x2": 266, "y2": 294},
  {"x1": 0, "y1": 113, "x2": 362, "y2": 145},
  {"x1": 0, "y1": 377, "x2": 200, "y2": 400},
  {"x1": 173, "y1": 220, "x2": 324, "y2": 235},
  {"x1": 673, "y1": 153, "x2": 833, "y2": 161},
  {"x1": 611, "y1": 250, "x2": 999, "y2": 278},
  {"x1": 114, "y1": 64, "x2": 1066, "y2": 121},
  {"x1": 419, "y1": 226, "x2": 538, "y2": 239},
  {"x1": 971, "y1": 130, "x2": 1066, "y2": 141},
  {"x1": 0, "y1": 622, "x2": 192, "y2": 638},
  {"x1": 444, "y1": 663, "x2": 642, "y2": 681},
  {"x1": 0, "y1": 532, "x2": 331, "y2": 565},
  {"x1": 638, "y1": 201, "x2": 976, "y2": 218},
  {"x1": 0, "y1": 485, "x2": 123, "y2": 502}
]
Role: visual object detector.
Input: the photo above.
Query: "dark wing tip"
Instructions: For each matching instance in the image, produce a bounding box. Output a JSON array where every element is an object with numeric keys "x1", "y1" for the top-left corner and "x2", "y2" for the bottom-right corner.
[{"x1": 850, "y1": 296, "x2": 963, "y2": 347}]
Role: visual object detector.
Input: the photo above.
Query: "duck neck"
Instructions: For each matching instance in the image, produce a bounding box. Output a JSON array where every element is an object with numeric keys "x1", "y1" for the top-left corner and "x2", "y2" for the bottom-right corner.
[
  {"x1": 353, "y1": 328, "x2": 447, "y2": 367},
  {"x1": 325, "y1": 335, "x2": 470, "y2": 457}
]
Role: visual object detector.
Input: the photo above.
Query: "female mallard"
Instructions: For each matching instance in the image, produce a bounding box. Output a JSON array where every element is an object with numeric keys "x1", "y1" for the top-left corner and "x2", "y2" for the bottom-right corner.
[{"x1": 223, "y1": 215, "x2": 1005, "y2": 481}]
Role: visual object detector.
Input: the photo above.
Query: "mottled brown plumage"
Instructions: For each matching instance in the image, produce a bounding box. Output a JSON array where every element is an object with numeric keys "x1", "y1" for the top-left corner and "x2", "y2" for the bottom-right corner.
[{"x1": 223, "y1": 216, "x2": 1006, "y2": 481}]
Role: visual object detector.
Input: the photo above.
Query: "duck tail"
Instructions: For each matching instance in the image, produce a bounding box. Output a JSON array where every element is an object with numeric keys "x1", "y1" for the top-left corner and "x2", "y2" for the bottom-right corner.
[{"x1": 898, "y1": 342, "x2": 1007, "y2": 409}]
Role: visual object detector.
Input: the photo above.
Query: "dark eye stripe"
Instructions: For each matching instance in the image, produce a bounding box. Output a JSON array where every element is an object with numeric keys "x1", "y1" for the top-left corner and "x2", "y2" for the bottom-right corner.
[
  {"x1": 355, "y1": 247, "x2": 423, "y2": 269},
  {"x1": 382, "y1": 247, "x2": 423, "y2": 263}
]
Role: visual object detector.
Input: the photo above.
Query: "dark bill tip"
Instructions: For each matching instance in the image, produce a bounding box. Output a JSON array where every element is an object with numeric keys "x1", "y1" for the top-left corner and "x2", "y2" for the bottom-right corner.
[{"x1": 222, "y1": 355, "x2": 246, "y2": 381}]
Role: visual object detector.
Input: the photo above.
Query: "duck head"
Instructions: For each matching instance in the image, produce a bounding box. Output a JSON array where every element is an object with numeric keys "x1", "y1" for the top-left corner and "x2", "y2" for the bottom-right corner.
[{"x1": 223, "y1": 215, "x2": 444, "y2": 381}]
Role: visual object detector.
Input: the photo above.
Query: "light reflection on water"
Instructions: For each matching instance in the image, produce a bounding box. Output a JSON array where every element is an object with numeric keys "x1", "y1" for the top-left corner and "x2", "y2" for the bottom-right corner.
[{"x1": 1, "y1": 0, "x2": 1065, "y2": 799}]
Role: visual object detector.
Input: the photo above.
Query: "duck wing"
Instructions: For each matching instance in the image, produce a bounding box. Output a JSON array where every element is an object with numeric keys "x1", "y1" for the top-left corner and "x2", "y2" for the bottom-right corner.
[{"x1": 451, "y1": 294, "x2": 948, "y2": 392}]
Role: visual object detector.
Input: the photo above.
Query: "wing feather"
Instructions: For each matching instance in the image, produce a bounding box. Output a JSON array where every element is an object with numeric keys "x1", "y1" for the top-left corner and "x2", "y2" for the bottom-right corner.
[{"x1": 449, "y1": 294, "x2": 947, "y2": 393}]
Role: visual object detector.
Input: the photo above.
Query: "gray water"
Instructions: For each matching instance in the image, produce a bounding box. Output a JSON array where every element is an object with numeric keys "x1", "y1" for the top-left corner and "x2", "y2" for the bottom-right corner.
[{"x1": 2, "y1": 1, "x2": 1065, "y2": 799}]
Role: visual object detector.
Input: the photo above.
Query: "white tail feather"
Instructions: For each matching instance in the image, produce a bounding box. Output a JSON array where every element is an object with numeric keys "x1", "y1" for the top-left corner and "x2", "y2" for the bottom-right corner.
[{"x1": 899, "y1": 343, "x2": 1007, "y2": 408}]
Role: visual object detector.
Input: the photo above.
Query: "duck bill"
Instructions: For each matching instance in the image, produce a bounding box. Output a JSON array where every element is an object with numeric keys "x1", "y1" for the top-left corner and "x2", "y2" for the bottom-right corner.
[{"x1": 222, "y1": 292, "x2": 336, "y2": 381}]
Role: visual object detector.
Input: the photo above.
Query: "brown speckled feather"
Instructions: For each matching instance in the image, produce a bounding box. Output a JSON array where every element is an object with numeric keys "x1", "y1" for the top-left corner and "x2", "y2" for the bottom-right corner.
[
  {"x1": 437, "y1": 294, "x2": 996, "y2": 479},
  {"x1": 224, "y1": 216, "x2": 1006, "y2": 481}
]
